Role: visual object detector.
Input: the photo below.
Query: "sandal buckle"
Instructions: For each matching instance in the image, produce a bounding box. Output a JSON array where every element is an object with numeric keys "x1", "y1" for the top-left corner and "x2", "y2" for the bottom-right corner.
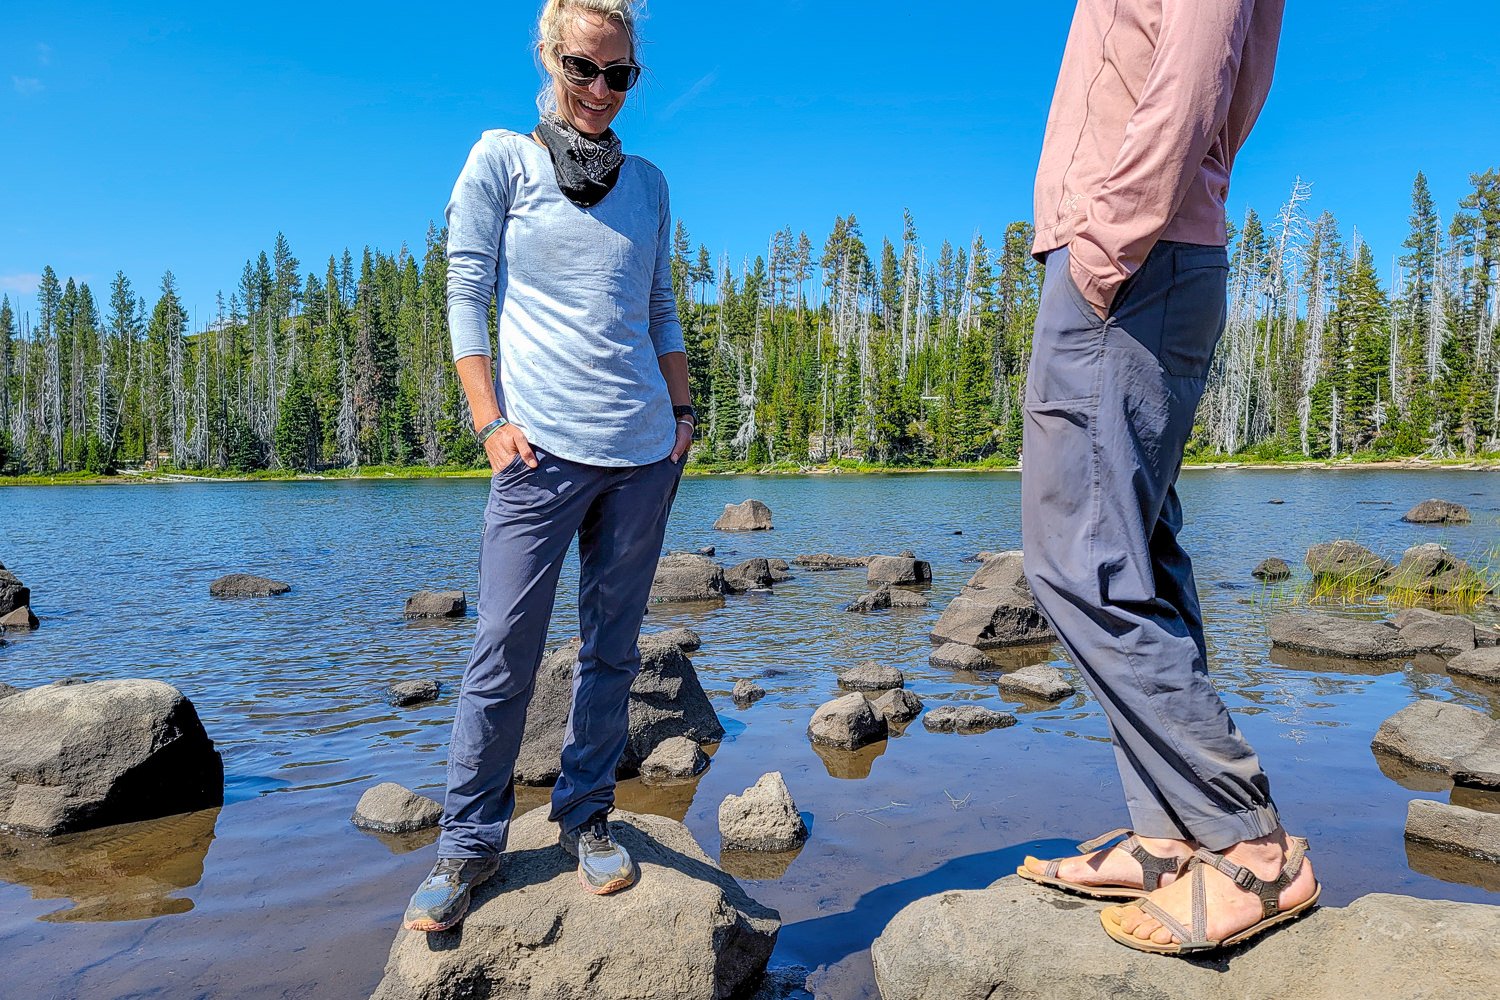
[{"x1": 1231, "y1": 865, "x2": 1259, "y2": 890}]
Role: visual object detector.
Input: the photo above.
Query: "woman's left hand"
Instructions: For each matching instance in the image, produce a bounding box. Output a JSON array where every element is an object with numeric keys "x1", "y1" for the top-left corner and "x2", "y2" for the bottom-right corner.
[{"x1": 670, "y1": 420, "x2": 694, "y2": 465}]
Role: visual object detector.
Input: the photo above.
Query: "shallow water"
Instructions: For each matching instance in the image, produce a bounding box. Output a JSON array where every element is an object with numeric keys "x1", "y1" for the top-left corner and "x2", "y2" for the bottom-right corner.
[{"x1": 1, "y1": 469, "x2": 1497, "y2": 999}]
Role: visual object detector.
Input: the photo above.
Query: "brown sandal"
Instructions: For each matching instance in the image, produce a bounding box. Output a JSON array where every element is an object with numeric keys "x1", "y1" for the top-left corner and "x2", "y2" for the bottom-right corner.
[
  {"x1": 1016, "y1": 828, "x2": 1190, "y2": 901},
  {"x1": 1100, "y1": 836, "x2": 1321, "y2": 954}
]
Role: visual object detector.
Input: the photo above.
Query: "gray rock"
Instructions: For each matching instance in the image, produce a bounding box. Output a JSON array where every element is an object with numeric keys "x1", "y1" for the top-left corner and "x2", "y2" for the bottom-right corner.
[
  {"x1": 0, "y1": 565, "x2": 30, "y2": 617},
  {"x1": 403, "y1": 590, "x2": 466, "y2": 619},
  {"x1": 650, "y1": 553, "x2": 727, "y2": 603},
  {"x1": 1304, "y1": 540, "x2": 1392, "y2": 585},
  {"x1": 1393, "y1": 607, "x2": 1477, "y2": 655},
  {"x1": 0, "y1": 606, "x2": 38, "y2": 631},
  {"x1": 792, "y1": 553, "x2": 869, "y2": 571},
  {"x1": 1371, "y1": 700, "x2": 1498, "y2": 773},
  {"x1": 1449, "y1": 647, "x2": 1500, "y2": 683},
  {"x1": 1385, "y1": 543, "x2": 1488, "y2": 597},
  {"x1": 964, "y1": 550, "x2": 1029, "y2": 592},
  {"x1": 696, "y1": 546, "x2": 716, "y2": 557},
  {"x1": 1405, "y1": 799, "x2": 1500, "y2": 863},
  {"x1": 998, "y1": 664, "x2": 1075, "y2": 701},
  {"x1": 371, "y1": 809, "x2": 780, "y2": 1000},
  {"x1": 1453, "y1": 735, "x2": 1500, "y2": 790},
  {"x1": 732, "y1": 679, "x2": 767, "y2": 707},
  {"x1": 650, "y1": 626, "x2": 702, "y2": 652},
  {"x1": 867, "y1": 555, "x2": 932, "y2": 587},
  {"x1": 714, "y1": 499, "x2": 774, "y2": 531},
  {"x1": 1267, "y1": 612, "x2": 1417, "y2": 660},
  {"x1": 352, "y1": 782, "x2": 441, "y2": 833},
  {"x1": 844, "y1": 585, "x2": 929, "y2": 613},
  {"x1": 871, "y1": 876, "x2": 1500, "y2": 1000},
  {"x1": 929, "y1": 642, "x2": 992, "y2": 670},
  {"x1": 1252, "y1": 557, "x2": 1292, "y2": 581},
  {"x1": 387, "y1": 679, "x2": 440, "y2": 707},
  {"x1": 1403, "y1": 498, "x2": 1472, "y2": 524},
  {"x1": 872, "y1": 688, "x2": 923, "y2": 724},
  {"x1": 922, "y1": 704, "x2": 1017, "y2": 734},
  {"x1": 639, "y1": 736, "x2": 709, "y2": 784},
  {"x1": 807, "y1": 693, "x2": 887, "y2": 750},
  {"x1": 837, "y1": 661, "x2": 905, "y2": 692},
  {"x1": 931, "y1": 590, "x2": 1055, "y2": 650},
  {"x1": 0, "y1": 683, "x2": 20, "y2": 700},
  {"x1": 719, "y1": 772, "x2": 807, "y2": 852},
  {"x1": 725, "y1": 557, "x2": 776, "y2": 593},
  {"x1": 767, "y1": 559, "x2": 793, "y2": 582},
  {"x1": 513, "y1": 638, "x2": 724, "y2": 785},
  {"x1": 209, "y1": 573, "x2": 290, "y2": 597},
  {"x1": 0, "y1": 679, "x2": 223, "y2": 836}
]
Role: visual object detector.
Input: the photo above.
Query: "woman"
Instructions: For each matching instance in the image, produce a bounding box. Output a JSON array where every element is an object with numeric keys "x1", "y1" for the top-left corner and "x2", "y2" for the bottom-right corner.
[{"x1": 404, "y1": 0, "x2": 694, "y2": 933}]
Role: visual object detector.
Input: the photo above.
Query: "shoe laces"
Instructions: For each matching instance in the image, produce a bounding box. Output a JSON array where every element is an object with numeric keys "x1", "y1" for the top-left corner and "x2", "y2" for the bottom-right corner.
[
  {"x1": 578, "y1": 811, "x2": 614, "y2": 853},
  {"x1": 431, "y1": 857, "x2": 466, "y2": 883}
]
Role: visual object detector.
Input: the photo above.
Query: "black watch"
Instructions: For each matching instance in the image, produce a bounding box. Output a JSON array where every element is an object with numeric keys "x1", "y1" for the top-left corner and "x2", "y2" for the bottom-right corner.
[{"x1": 672, "y1": 404, "x2": 697, "y2": 425}]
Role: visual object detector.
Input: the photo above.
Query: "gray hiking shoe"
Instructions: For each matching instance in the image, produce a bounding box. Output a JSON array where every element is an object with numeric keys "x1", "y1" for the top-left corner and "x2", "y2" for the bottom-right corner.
[
  {"x1": 402, "y1": 856, "x2": 499, "y2": 932},
  {"x1": 560, "y1": 810, "x2": 638, "y2": 895}
]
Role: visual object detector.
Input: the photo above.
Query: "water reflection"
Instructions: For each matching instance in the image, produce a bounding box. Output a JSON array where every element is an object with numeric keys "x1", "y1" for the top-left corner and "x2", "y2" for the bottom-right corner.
[
  {"x1": 720, "y1": 846, "x2": 805, "y2": 882},
  {"x1": 1405, "y1": 839, "x2": 1500, "y2": 893},
  {"x1": 812, "y1": 741, "x2": 888, "y2": 780},
  {"x1": 0, "y1": 807, "x2": 218, "y2": 922}
]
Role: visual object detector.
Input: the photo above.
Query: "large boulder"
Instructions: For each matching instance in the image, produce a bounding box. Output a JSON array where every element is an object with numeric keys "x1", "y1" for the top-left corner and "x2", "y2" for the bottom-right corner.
[
  {"x1": 0, "y1": 564, "x2": 30, "y2": 616},
  {"x1": 1393, "y1": 608, "x2": 1477, "y2": 656},
  {"x1": 208, "y1": 573, "x2": 290, "y2": 597},
  {"x1": 871, "y1": 876, "x2": 1500, "y2": 1000},
  {"x1": 1304, "y1": 540, "x2": 1392, "y2": 586},
  {"x1": 867, "y1": 555, "x2": 932, "y2": 587},
  {"x1": 807, "y1": 693, "x2": 887, "y2": 750},
  {"x1": 403, "y1": 590, "x2": 466, "y2": 619},
  {"x1": 352, "y1": 783, "x2": 441, "y2": 834},
  {"x1": 714, "y1": 499, "x2": 774, "y2": 531},
  {"x1": 724, "y1": 558, "x2": 776, "y2": 593},
  {"x1": 650, "y1": 553, "x2": 727, "y2": 604},
  {"x1": 1385, "y1": 543, "x2": 1488, "y2": 597},
  {"x1": 513, "y1": 638, "x2": 724, "y2": 785},
  {"x1": 1449, "y1": 647, "x2": 1500, "y2": 684},
  {"x1": 0, "y1": 679, "x2": 223, "y2": 836},
  {"x1": 719, "y1": 772, "x2": 807, "y2": 852},
  {"x1": 372, "y1": 809, "x2": 780, "y2": 1000},
  {"x1": 1403, "y1": 498, "x2": 1472, "y2": 524},
  {"x1": 930, "y1": 550, "x2": 1055, "y2": 650},
  {"x1": 922, "y1": 705, "x2": 1017, "y2": 734},
  {"x1": 1266, "y1": 612, "x2": 1417, "y2": 660},
  {"x1": 1371, "y1": 700, "x2": 1498, "y2": 774},
  {"x1": 791, "y1": 553, "x2": 869, "y2": 571},
  {"x1": 837, "y1": 662, "x2": 905, "y2": 692},
  {"x1": 1405, "y1": 799, "x2": 1500, "y2": 863}
]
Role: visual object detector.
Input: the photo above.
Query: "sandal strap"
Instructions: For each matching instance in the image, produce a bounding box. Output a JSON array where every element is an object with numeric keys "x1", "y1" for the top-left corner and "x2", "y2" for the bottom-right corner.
[
  {"x1": 1137, "y1": 861, "x2": 1212, "y2": 949},
  {"x1": 1044, "y1": 858, "x2": 1061, "y2": 878},
  {"x1": 1073, "y1": 828, "x2": 1186, "y2": 892},
  {"x1": 1075, "y1": 827, "x2": 1133, "y2": 853},
  {"x1": 1189, "y1": 836, "x2": 1310, "y2": 921}
]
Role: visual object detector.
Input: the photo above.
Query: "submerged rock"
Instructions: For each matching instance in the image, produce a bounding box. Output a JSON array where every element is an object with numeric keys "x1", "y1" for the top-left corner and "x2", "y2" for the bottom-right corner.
[
  {"x1": 387, "y1": 679, "x2": 441, "y2": 707},
  {"x1": 650, "y1": 553, "x2": 727, "y2": 604},
  {"x1": 1371, "y1": 700, "x2": 1497, "y2": 774},
  {"x1": 352, "y1": 783, "x2": 441, "y2": 834},
  {"x1": 1449, "y1": 647, "x2": 1500, "y2": 683},
  {"x1": 513, "y1": 638, "x2": 724, "y2": 785},
  {"x1": 872, "y1": 688, "x2": 923, "y2": 725},
  {"x1": 1393, "y1": 608, "x2": 1477, "y2": 656},
  {"x1": 929, "y1": 642, "x2": 991, "y2": 670},
  {"x1": 209, "y1": 573, "x2": 290, "y2": 597},
  {"x1": 639, "y1": 736, "x2": 709, "y2": 784},
  {"x1": 1252, "y1": 557, "x2": 1292, "y2": 581},
  {"x1": 871, "y1": 876, "x2": 1500, "y2": 1000},
  {"x1": 1403, "y1": 498, "x2": 1472, "y2": 524},
  {"x1": 922, "y1": 704, "x2": 1017, "y2": 734},
  {"x1": 0, "y1": 679, "x2": 223, "y2": 836},
  {"x1": 1267, "y1": 612, "x2": 1417, "y2": 660},
  {"x1": 403, "y1": 590, "x2": 466, "y2": 619},
  {"x1": 1304, "y1": 540, "x2": 1391, "y2": 586},
  {"x1": 732, "y1": 679, "x2": 767, "y2": 707},
  {"x1": 931, "y1": 551, "x2": 1055, "y2": 650},
  {"x1": 714, "y1": 499, "x2": 774, "y2": 531},
  {"x1": 371, "y1": 809, "x2": 780, "y2": 1000},
  {"x1": 807, "y1": 693, "x2": 887, "y2": 750},
  {"x1": 724, "y1": 558, "x2": 776, "y2": 593},
  {"x1": 792, "y1": 553, "x2": 869, "y2": 571},
  {"x1": 837, "y1": 661, "x2": 905, "y2": 692},
  {"x1": 867, "y1": 555, "x2": 931, "y2": 587},
  {"x1": 1405, "y1": 799, "x2": 1499, "y2": 863},
  {"x1": 719, "y1": 772, "x2": 807, "y2": 852},
  {"x1": 998, "y1": 664, "x2": 1074, "y2": 701}
]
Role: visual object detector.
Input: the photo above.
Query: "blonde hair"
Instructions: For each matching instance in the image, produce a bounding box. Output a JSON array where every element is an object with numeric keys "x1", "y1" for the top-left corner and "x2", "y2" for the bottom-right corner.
[{"x1": 536, "y1": 0, "x2": 645, "y2": 113}]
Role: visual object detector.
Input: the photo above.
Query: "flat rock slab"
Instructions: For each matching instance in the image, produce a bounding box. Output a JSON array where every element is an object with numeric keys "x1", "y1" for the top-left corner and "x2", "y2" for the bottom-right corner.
[
  {"x1": 639, "y1": 736, "x2": 710, "y2": 784},
  {"x1": 403, "y1": 590, "x2": 466, "y2": 619},
  {"x1": 387, "y1": 680, "x2": 441, "y2": 707},
  {"x1": 352, "y1": 782, "x2": 441, "y2": 834},
  {"x1": 1403, "y1": 498, "x2": 1472, "y2": 524},
  {"x1": 1448, "y1": 647, "x2": 1500, "y2": 683},
  {"x1": 1371, "y1": 700, "x2": 1498, "y2": 773},
  {"x1": 1452, "y1": 735, "x2": 1500, "y2": 790},
  {"x1": 1394, "y1": 608, "x2": 1477, "y2": 655},
  {"x1": 1267, "y1": 612, "x2": 1417, "y2": 660},
  {"x1": 837, "y1": 662, "x2": 905, "y2": 692},
  {"x1": 650, "y1": 553, "x2": 727, "y2": 604},
  {"x1": 1406, "y1": 799, "x2": 1500, "y2": 863},
  {"x1": 998, "y1": 664, "x2": 1075, "y2": 701},
  {"x1": 922, "y1": 705, "x2": 1017, "y2": 734},
  {"x1": 871, "y1": 876, "x2": 1500, "y2": 1000},
  {"x1": 872, "y1": 689, "x2": 923, "y2": 724},
  {"x1": 929, "y1": 643, "x2": 991, "y2": 670},
  {"x1": 372, "y1": 809, "x2": 780, "y2": 1000},
  {"x1": 807, "y1": 693, "x2": 887, "y2": 750},
  {"x1": 209, "y1": 574, "x2": 290, "y2": 597},
  {"x1": 714, "y1": 499, "x2": 774, "y2": 531},
  {"x1": 792, "y1": 553, "x2": 870, "y2": 571},
  {"x1": 719, "y1": 772, "x2": 807, "y2": 852},
  {"x1": 843, "y1": 585, "x2": 929, "y2": 613}
]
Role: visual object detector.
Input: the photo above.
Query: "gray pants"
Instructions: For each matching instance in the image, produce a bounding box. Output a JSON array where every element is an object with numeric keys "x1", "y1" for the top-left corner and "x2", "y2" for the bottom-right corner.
[
  {"x1": 438, "y1": 448, "x2": 682, "y2": 859},
  {"x1": 1021, "y1": 242, "x2": 1279, "y2": 852}
]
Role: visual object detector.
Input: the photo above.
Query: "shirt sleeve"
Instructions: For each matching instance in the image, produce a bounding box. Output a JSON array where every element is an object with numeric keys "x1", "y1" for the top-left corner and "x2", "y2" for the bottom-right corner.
[
  {"x1": 1069, "y1": 0, "x2": 1256, "y2": 314},
  {"x1": 648, "y1": 176, "x2": 687, "y2": 358},
  {"x1": 445, "y1": 137, "x2": 512, "y2": 361}
]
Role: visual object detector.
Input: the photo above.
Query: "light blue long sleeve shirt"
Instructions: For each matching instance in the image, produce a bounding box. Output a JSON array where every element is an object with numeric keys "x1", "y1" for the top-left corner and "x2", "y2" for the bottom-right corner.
[{"x1": 445, "y1": 128, "x2": 686, "y2": 468}]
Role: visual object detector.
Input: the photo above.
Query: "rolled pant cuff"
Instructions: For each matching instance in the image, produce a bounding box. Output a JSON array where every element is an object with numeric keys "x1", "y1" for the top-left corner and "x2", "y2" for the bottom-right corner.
[{"x1": 1189, "y1": 803, "x2": 1281, "y2": 853}]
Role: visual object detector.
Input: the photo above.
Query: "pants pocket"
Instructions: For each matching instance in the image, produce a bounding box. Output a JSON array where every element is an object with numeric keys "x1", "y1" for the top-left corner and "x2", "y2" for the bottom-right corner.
[
  {"x1": 1160, "y1": 251, "x2": 1229, "y2": 378},
  {"x1": 1029, "y1": 248, "x2": 1106, "y2": 406}
]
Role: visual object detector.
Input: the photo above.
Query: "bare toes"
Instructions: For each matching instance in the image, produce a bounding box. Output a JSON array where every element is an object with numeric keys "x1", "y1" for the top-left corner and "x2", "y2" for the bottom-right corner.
[
  {"x1": 1150, "y1": 924, "x2": 1175, "y2": 945},
  {"x1": 1023, "y1": 856, "x2": 1045, "y2": 875}
]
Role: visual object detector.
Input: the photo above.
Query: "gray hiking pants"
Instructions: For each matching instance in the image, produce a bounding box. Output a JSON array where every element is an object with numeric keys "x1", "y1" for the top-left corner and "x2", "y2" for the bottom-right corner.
[
  {"x1": 438, "y1": 448, "x2": 682, "y2": 859},
  {"x1": 1021, "y1": 242, "x2": 1280, "y2": 852}
]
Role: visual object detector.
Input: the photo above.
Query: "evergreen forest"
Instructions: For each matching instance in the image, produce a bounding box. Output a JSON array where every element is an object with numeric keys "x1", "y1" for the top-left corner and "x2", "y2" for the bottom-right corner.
[{"x1": 2, "y1": 170, "x2": 1498, "y2": 478}]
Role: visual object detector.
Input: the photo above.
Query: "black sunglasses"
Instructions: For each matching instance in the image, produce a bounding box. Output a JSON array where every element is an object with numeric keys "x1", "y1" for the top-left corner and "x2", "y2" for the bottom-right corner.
[{"x1": 559, "y1": 54, "x2": 641, "y2": 93}]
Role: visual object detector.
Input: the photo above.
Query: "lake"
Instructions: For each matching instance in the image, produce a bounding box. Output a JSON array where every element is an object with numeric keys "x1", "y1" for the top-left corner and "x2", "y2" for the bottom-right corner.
[{"x1": 1, "y1": 469, "x2": 1497, "y2": 999}]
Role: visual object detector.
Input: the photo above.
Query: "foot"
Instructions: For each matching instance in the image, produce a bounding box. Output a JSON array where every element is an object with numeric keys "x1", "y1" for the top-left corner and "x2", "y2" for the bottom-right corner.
[
  {"x1": 402, "y1": 856, "x2": 500, "y2": 932},
  {"x1": 1104, "y1": 829, "x2": 1318, "y2": 946},
  {"x1": 560, "y1": 809, "x2": 638, "y2": 895},
  {"x1": 1023, "y1": 835, "x2": 1193, "y2": 892}
]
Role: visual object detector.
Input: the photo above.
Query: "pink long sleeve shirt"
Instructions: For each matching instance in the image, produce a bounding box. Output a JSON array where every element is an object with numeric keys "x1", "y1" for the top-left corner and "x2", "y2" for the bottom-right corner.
[{"x1": 1033, "y1": 0, "x2": 1286, "y2": 315}]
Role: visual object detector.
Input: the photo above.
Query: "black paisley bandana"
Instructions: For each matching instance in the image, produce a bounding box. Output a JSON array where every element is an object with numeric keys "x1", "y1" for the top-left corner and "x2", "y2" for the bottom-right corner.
[{"x1": 536, "y1": 113, "x2": 626, "y2": 207}]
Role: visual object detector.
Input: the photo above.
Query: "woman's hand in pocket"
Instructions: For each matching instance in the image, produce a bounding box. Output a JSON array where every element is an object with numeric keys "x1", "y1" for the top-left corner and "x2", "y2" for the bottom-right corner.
[{"x1": 485, "y1": 423, "x2": 538, "y2": 474}]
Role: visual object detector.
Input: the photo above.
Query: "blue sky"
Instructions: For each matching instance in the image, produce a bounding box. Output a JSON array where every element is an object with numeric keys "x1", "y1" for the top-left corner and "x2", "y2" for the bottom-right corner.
[{"x1": 2, "y1": 1, "x2": 1497, "y2": 325}]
